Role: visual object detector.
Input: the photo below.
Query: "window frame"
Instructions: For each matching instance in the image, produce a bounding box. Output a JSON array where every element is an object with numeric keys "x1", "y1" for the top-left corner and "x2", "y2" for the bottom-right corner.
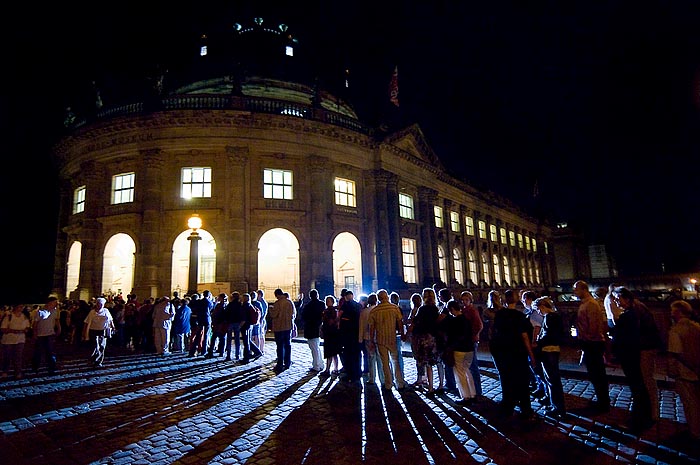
[
  {"x1": 181, "y1": 167, "x2": 213, "y2": 199},
  {"x1": 111, "y1": 172, "x2": 135, "y2": 205},
  {"x1": 334, "y1": 177, "x2": 357, "y2": 207}
]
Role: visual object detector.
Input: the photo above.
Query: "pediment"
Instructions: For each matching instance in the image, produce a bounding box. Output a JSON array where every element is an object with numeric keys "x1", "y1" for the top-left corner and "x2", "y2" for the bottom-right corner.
[{"x1": 382, "y1": 123, "x2": 445, "y2": 170}]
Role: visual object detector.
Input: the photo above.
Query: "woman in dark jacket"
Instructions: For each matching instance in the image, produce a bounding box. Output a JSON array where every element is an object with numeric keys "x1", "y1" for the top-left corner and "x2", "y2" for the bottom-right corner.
[
  {"x1": 408, "y1": 288, "x2": 442, "y2": 395},
  {"x1": 533, "y1": 296, "x2": 566, "y2": 418},
  {"x1": 444, "y1": 300, "x2": 475, "y2": 405}
]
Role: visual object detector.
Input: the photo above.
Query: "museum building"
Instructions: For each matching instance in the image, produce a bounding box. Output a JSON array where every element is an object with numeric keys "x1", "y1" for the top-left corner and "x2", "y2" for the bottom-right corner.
[{"x1": 50, "y1": 18, "x2": 557, "y2": 302}]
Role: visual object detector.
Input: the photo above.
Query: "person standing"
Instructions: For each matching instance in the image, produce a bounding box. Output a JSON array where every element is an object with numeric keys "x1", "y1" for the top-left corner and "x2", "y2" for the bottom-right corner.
[
  {"x1": 611, "y1": 286, "x2": 661, "y2": 432},
  {"x1": 1, "y1": 304, "x2": 31, "y2": 379},
  {"x1": 368, "y1": 289, "x2": 406, "y2": 391},
  {"x1": 320, "y1": 295, "x2": 341, "y2": 376},
  {"x1": 301, "y1": 289, "x2": 325, "y2": 372},
  {"x1": 152, "y1": 296, "x2": 176, "y2": 356},
  {"x1": 444, "y1": 300, "x2": 475, "y2": 405},
  {"x1": 667, "y1": 299, "x2": 700, "y2": 439},
  {"x1": 206, "y1": 293, "x2": 229, "y2": 358},
  {"x1": 189, "y1": 291, "x2": 214, "y2": 357},
  {"x1": 32, "y1": 296, "x2": 61, "y2": 375},
  {"x1": 490, "y1": 289, "x2": 536, "y2": 420},
  {"x1": 270, "y1": 288, "x2": 296, "y2": 371},
  {"x1": 437, "y1": 288, "x2": 457, "y2": 393},
  {"x1": 573, "y1": 280, "x2": 610, "y2": 412},
  {"x1": 533, "y1": 296, "x2": 566, "y2": 418},
  {"x1": 256, "y1": 289, "x2": 268, "y2": 355},
  {"x1": 338, "y1": 289, "x2": 362, "y2": 383},
  {"x1": 460, "y1": 291, "x2": 484, "y2": 398},
  {"x1": 410, "y1": 288, "x2": 443, "y2": 395},
  {"x1": 407, "y1": 292, "x2": 425, "y2": 387},
  {"x1": 240, "y1": 293, "x2": 263, "y2": 363},
  {"x1": 83, "y1": 297, "x2": 116, "y2": 368},
  {"x1": 225, "y1": 292, "x2": 243, "y2": 361},
  {"x1": 172, "y1": 297, "x2": 192, "y2": 353}
]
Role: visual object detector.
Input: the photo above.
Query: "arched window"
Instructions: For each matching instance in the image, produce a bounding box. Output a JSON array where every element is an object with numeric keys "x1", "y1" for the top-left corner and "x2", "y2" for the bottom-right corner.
[
  {"x1": 452, "y1": 248, "x2": 464, "y2": 285},
  {"x1": 258, "y1": 228, "x2": 300, "y2": 297},
  {"x1": 492, "y1": 254, "x2": 501, "y2": 287},
  {"x1": 481, "y1": 253, "x2": 490, "y2": 286},
  {"x1": 468, "y1": 251, "x2": 478, "y2": 285},
  {"x1": 502, "y1": 255, "x2": 511, "y2": 287},
  {"x1": 102, "y1": 233, "x2": 136, "y2": 297},
  {"x1": 437, "y1": 245, "x2": 447, "y2": 285},
  {"x1": 333, "y1": 232, "x2": 363, "y2": 297}
]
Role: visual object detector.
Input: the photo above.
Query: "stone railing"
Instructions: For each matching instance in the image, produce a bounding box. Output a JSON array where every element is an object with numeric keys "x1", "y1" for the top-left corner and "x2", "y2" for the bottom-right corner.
[{"x1": 75, "y1": 94, "x2": 371, "y2": 135}]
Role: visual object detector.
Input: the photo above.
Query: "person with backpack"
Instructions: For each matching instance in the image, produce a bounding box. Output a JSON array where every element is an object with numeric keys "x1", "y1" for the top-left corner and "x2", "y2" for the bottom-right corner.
[{"x1": 240, "y1": 292, "x2": 262, "y2": 363}]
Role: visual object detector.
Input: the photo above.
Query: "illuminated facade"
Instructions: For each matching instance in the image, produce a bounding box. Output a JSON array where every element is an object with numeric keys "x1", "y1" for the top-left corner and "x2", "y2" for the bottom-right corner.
[{"x1": 50, "y1": 19, "x2": 557, "y2": 301}]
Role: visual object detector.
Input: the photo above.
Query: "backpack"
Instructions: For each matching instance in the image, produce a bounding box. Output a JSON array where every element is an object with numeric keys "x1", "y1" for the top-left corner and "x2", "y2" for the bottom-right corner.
[{"x1": 248, "y1": 304, "x2": 261, "y2": 325}]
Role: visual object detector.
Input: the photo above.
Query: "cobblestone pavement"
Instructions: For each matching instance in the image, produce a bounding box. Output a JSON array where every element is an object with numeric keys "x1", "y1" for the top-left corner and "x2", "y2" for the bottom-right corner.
[{"x1": 0, "y1": 340, "x2": 698, "y2": 465}]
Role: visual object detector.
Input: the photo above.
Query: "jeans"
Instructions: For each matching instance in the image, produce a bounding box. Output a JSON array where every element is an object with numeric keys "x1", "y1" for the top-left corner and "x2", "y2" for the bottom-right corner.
[
  {"x1": 274, "y1": 330, "x2": 292, "y2": 368},
  {"x1": 226, "y1": 323, "x2": 241, "y2": 359},
  {"x1": 469, "y1": 342, "x2": 483, "y2": 395},
  {"x1": 32, "y1": 335, "x2": 57, "y2": 373},
  {"x1": 540, "y1": 350, "x2": 565, "y2": 412},
  {"x1": 580, "y1": 340, "x2": 610, "y2": 405}
]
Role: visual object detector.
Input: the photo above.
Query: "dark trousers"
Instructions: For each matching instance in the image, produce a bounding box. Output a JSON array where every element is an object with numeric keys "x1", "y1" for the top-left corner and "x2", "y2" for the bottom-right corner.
[
  {"x1": 32, "y1": 335, "x2": 57, "y2": 373},
  {"x1": 242, "y1": 326, "x2": 262, "y2": 361},
  {"x1": 540, "y1": 350, "x2": 565, "y2": 412},
  {"x1": 492, "y1": 350, "x2": 532, "y2": 416},
  {"x1": 619, "y1": 352, "x2": 653, "y2": 423},
  {"x1": 580, "y1": 340, "x2": 610, "y2": 405},
  {"x1": 470, "y1": 343, "x2": 483, "y2": 396},
  {"x1": 341, "y1": 339, "x2": 361, "y2": 381},
  {"x1": 274, "y1": 330, "x2": 292, "y2": 368},
  {"x1": 225, "y1": 323, "x2": 241, "y2": 359}
]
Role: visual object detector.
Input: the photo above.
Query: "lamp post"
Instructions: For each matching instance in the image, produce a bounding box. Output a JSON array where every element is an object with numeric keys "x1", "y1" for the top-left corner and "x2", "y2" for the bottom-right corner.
[{"x1": 187, "y1": 214, "x2": 202, "y2": 295}]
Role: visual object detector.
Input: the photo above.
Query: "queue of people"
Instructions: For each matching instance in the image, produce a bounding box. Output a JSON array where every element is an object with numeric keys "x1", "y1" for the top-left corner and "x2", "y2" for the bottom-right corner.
[{"x1": 1, "y1": 282, "x2": 698, "y2": 441}]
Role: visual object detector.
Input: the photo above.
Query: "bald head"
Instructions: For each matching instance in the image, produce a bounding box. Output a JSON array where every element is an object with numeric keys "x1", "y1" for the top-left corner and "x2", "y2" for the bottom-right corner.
[{"x1": 377, "y1": 289, "x2": 389, "y2": 302}]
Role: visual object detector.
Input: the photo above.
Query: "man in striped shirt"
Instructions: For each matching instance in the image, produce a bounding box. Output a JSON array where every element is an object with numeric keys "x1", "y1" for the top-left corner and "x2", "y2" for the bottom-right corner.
[{"x1": 368, "y1": 289, "x2": 406, "y2": 391}]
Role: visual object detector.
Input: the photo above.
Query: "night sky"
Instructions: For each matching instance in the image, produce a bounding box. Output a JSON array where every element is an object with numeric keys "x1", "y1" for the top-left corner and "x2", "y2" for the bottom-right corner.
[{"x1": 3, "y1": 1, "x2": 700, "y2": 304}]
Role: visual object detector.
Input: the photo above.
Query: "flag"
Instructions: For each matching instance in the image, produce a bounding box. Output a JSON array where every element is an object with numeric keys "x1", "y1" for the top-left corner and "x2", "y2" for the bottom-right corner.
[{"x1": 389, "y1": 65, "x2": 399, "y2": 107}]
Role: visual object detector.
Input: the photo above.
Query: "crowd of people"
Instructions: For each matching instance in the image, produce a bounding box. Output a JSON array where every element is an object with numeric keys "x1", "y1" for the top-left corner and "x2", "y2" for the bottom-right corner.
[{"x1": 0, "y1": 280, "x2": 698, "y2": 440}]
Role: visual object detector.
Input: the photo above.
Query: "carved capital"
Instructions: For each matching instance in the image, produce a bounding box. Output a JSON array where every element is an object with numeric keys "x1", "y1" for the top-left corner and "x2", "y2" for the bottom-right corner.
[
  {"x1": 226, "y1": 146, "x2": 249, "y2": 165},
  {"x1": 307, "y1": 155, "x2": 330, "y2": 173},
  {"x1": 417, "y1": 186, "x2": 438, "y2": 203}
]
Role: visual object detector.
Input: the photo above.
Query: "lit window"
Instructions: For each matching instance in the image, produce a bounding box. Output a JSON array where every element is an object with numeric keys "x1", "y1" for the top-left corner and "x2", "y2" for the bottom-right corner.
[
  {"x1": 535, "y1": 265, "x2": 541, "y2": 284},
  {"x1": 437, "y1": 246, "x2": 447, "y2": 284},
  {"x1": 73, "y1": 185, "x2": 86, "y2": 214},
  {"x1": 503, "y1": 256, "x2": 511, "y2": 285},
  {"x1": 285, "y1": 45, "x2": 294, "y2": 56},
  {"x1": 478, "y1": 220, "x2": 486, "y2": 239},
  {"x1": 263, "y1": 168, "x2": 293, "y2": 200},
  {"x1": 512, "y1": 258, "x2": 520, "y2": 284},
  {"x1": 528, "y1": 261, "x2": 534, "y2": 284},
  {"x1": 532, "y1": 239, "x2": 537, "y2": 253},
  {"x1": 434, "y1": 206, "x2": 443, "y2": 228},
  {"x1": 521, "y1": 258, "x2": 527, "y2": 283},
  {"x1": 182, "y1": 167, "x2": 212, "y2": 199},
  {"x1": 334, "y1": 178, "x2": 356, "y2": 207},
  {"x1": 489, "y1": 224, "x2": 497, "y2": 242},
  {"x1": 402, "y1": 238, "x2": 418, "y2": 284},
  {"x1": 500, "y1": 227, "x2": 507, "y2": 244},
  {"x1": 453, "y1": 248, "x2": 463, "y2": 285},
  {"x1": 493, "y1": 254, "x2": 501, "y2": 285},
  {"x1": 399, "y1": 193, "x2": 414, "y2": 219},
  {"x1": 525, "y1": 236, "x2": 531, "y2": 251},
  {"x1": 200, "y1": 45, "x2": 208, "y2": 57},
  {"x1": 509, "y1": 230, "x2": 516, "y2": 247},
  {"x1": 465, "y1": 216, "x2": 474, "y2": 236},
  {"x1": 112, "y1": 172, "x2": 135, "y2": 205},
  {"x1": 518, "y1": 233, "x2": 524, "y2": 249},
  {"x1": 481, "y1": 252, "x2": 490, "y2": 284},
  {"x1": 450, "y1": 211, "x2": 459, "y2": 232},
  {"x1": 468, "y1": 251, "x2": 478, "y2": 284},
  {"x1": 544, "y1": 241, "x2": 549, "y2": 254}
]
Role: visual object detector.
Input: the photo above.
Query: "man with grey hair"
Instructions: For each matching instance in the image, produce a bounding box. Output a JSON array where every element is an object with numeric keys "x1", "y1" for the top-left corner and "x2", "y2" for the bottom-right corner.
[
  {"x1": 153, "y1": 296, "x2": 176, "y2": 356},
  {"x1": 573, "y1": 280, "x2": 610, "y2": 412},
  {"x1": 369, "y1": 289, "x2": 406, "y2": 391}
]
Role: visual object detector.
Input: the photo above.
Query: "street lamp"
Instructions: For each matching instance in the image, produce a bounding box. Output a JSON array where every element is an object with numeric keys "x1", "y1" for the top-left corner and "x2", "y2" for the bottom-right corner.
[{"x1": 187, "y1": 214, "x2": 202, "y2": 295}]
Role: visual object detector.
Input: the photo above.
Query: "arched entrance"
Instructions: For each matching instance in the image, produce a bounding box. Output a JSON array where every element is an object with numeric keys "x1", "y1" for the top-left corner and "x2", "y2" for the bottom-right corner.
[
  {"x1": 102, "y1": 233, "x2": 136, "y2": 298},
  {"x1": 332, "y1": 232, "x2": 362, "y2": 297},
  {"x1": 66, "y1": 241, "x2": 82, "y2": 297},
  {"x1": 258, "y1": 228, "x2": 300, "y2": 298},
  {"x1": 171, "y1": 228, "x2": 217, "y2": 296}
]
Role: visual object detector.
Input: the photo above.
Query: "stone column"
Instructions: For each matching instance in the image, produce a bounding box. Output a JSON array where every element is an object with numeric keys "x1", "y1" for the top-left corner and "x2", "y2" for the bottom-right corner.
[
  {"x1": 226, "y1": 146, "x2": 250, "y2": 292},
  {"x1": 417, "y1": 186, "x2": 438, "y2": 288},
  {"x1": 383, "y1": 171, "x2": 404, "y2": 289},
  {"x1": 51, "y1": 181, "x2": 73, "y2": 299},
  {"x1": 443, "y1": 199, "x2": 454, "y2": 284},
  {"x1": 76, "y1": 160, "x2": 103, "y2": 300},
  {"x1": 133, "y1": 149, "x2": 164, "y2": 299},
  {"x1": 367, "y1": 170, "x2": 392, "y2": 289},
  {"x1": 306, "y1": 155, "x2": 334, "y2": 297}
]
